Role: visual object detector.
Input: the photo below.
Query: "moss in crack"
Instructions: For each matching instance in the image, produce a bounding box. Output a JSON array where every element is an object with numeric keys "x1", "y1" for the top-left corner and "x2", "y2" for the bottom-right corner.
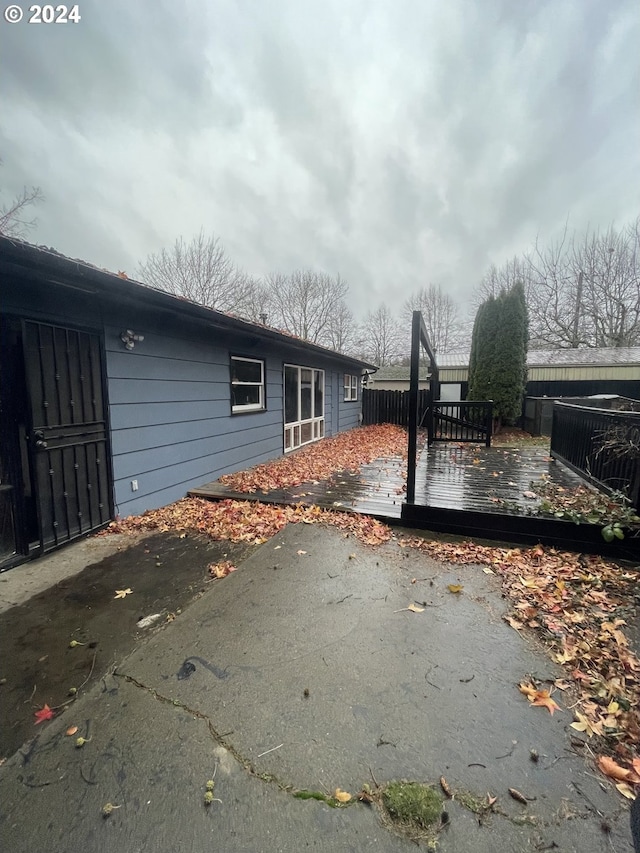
[
  {"x1": 382, "y1": 781, "x2": 443, "y2": 828},
  {"x1": 293, "y1": 789, "x2": 357, "y2": 808}
]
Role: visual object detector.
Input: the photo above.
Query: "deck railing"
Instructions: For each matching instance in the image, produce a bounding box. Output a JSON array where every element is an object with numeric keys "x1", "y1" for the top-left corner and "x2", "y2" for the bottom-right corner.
[{"x1": 551, "y1": 402, "x2": 640, "y2": 507}]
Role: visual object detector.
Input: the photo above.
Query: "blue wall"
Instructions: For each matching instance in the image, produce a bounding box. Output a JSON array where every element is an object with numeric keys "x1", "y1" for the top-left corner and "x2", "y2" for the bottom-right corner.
[
  {"x1": 2, "y1": 274, "x2": 364, "y2": 519},
  {"x1": 102, "y1": 307, "x2": 361, "y2": 516}
]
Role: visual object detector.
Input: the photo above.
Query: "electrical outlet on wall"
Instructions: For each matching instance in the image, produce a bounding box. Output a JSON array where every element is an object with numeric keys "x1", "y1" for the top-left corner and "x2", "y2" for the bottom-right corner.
[{"x1": 131, "y1": 479, "x2": 138, "y2": 491}]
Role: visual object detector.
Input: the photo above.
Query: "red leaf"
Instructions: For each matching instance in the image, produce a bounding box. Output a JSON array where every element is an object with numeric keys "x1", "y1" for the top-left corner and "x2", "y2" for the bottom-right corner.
[{"x1": 34, "y1": 704, "x2": 55, "y2": 725}]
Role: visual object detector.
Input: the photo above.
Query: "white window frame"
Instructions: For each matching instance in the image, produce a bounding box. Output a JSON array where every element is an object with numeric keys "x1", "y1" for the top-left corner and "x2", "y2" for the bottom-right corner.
[
  {"x1": 344, "y1": 373, "x2": 359, "y2": 401},
  {"x1": 283, "y1": 364, "x2": 325, "y2": 452},
  {"x1": 231, "y1": 356, "x2": 265, "y2": 413}
]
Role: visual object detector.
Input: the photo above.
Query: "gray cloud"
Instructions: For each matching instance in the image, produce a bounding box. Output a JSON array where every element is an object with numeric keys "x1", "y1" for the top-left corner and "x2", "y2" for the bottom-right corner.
[{"x1": 1, "y1": 0, "x2": 638, "y2": 323}]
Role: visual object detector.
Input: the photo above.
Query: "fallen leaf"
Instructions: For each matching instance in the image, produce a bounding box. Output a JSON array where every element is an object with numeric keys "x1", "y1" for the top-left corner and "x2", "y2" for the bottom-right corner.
[
  {"x1": 34, "y1": 704, "x2": 55, "y2": 725},
  {"x1": 114, "y1": 588, "x2": 133, "y2": 599},
  {"x1": 334, "y1": 788, "x2": 352, "y2": 803},
  {"x1": 208, "y1": 561, "x2": 236, "y2": 579},
  {"x1": 440, "y1": 776, "x2": 452, "y2": 798},
  {"x1": 447, "y1": 584, "x2": 463, "y2": 594},
  {"x1": 531, "y1": 691, "x2": 561, "y2": 715},
  {"x1": 407, "y1": 603, "x2": 425, "y2": 613},
  {"x1": 597, "y1": 754, "x2": 631, "y2": 782},
  {"x1": 519, "y1": 682, "x2": 561, "y2": 714},
  {"x1": 66, "y1": 725, "x2": 78, "y2": 736},
  {"x1": 508, "y1": 788, "x2": 529, "y2": 804},
  {"x1": 615, "y1": 782, "x2": 636, "y2": 799},
  {"x1": 482, "y1": 567, "x2": 494, "y2": 574},
  {"x1": 487, "y1": 794, "x2": 498, "y2": 807}
]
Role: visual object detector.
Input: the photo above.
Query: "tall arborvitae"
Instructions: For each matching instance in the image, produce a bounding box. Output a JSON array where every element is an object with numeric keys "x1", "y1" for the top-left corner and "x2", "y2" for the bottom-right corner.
[
  {"x1": 468, "y1": 295, "x2": 499, "y2": 402},
  {"x1": 468, "y1": 282, "x2": 528, "y2": 428}
]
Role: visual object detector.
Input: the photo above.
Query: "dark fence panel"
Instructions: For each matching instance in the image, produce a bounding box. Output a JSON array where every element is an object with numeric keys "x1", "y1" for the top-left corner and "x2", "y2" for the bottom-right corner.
[
  {"x1": 551, "y1": 402, "x2": 640, "y2": 507},
  {"x1": 362, "y1": 388, "x2": 430, "y2": 427}
]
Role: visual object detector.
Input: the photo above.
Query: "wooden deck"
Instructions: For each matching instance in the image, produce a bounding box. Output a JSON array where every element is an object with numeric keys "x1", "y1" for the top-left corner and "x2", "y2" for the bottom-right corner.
[
  {"x1": 190, "y1": 442, "x2": 640, "y2": 557},
  {"x1": 190, "y1": 444, "x2": 582, "y2": 521},
  {"x1": 413, "y1": 444, "x2": 584, "y2": 514},
  {"x1": 190, "y1": 454, "x2": 409, "y2": 519}
]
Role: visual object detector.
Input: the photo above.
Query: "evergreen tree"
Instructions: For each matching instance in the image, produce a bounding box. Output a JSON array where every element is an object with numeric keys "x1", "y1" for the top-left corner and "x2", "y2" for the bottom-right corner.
[{"x1": 468, "y1": 282, "x2": 528, "y2": 428}]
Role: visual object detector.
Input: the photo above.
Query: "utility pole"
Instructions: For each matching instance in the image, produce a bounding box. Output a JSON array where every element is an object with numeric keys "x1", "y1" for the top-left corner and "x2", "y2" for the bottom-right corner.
[{"x1": 571, "y1": 271, "x2": 583, "y2": 348}]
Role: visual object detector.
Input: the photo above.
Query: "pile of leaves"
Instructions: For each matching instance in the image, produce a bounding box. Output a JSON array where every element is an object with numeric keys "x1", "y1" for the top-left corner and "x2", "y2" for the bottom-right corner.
[
  {"x1": 401, "y1": 534, "x2": 640, "y2": 794},
  {"x1": 106, "y1": 497, "x2": 392, "y2": 547},
  {"x1": 218, "y1": 424, "x2": 408, "y2": 493},
  {"x1": 491, "y1": 428, "x2": 551, "y2": 448},
  {"x1": 528, "y1": 476, "x2": 640, "y2": 539}
]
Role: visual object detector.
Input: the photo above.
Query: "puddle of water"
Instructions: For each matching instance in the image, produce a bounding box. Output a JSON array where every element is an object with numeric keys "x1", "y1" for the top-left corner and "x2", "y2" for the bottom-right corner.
[{"x1": 0, "y1": 532, "x2": 257, "y2": 760}]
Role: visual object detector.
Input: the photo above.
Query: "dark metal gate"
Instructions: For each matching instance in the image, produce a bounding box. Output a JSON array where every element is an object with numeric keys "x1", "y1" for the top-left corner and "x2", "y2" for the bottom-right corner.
[
  {"x1": 22, "y1": 321, "x2": 112, "y2": 551},
  {"x1": 429, "y1": 401, "x2": 493, "y2": 446}
]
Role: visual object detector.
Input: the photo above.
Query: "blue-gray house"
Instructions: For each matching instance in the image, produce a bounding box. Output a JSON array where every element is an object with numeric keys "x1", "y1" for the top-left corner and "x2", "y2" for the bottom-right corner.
[{"x1": 0, "y1": 236, "x2": 374, "y2": 569}]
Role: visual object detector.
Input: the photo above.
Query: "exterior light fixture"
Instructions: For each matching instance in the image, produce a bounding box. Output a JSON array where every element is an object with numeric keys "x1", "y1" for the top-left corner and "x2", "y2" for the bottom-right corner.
[{"x1": 120, "y1": 330, "x2": 144, "y2": 350}]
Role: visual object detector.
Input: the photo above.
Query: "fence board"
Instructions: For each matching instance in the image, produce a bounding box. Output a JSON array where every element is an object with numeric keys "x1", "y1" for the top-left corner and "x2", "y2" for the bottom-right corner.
[{"x1": 362, "y1": 388, "x2": 430, "y2": 427}]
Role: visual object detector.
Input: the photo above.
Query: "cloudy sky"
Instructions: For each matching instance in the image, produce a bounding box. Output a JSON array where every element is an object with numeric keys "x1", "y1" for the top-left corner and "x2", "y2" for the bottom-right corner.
[{"x1": 1, "y1": 0, "x2": 638, "y2": 321}]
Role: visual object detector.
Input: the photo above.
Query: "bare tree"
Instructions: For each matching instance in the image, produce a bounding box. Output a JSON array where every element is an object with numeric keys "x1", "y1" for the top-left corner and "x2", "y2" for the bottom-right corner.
[
  {"x1": 263, "y1": 270, "x2": 350, "y2": 347},
  {"x1": 403, "y1": 285, "x2": 462, "y2": 354},
  {"x1": 323, "y1": 301, "x2": 360, "y2": 355},
  {"x1": 479, "y1": 216, "x2": 640, "y2": 350},
  {"x1": 0, "y1": 165, "x2": 44, "y2": 237},
  {"x1": 528, "y1": 219, "x2": 640, "y2": 348},
  {"x1": 358, "y1": 304, "x2": 404, "y2": 366},
  {"x1": 475, "y1": 255, "x2": 535, "y2": 305},
  {"x1": 576, "y1": 221, "x2": 640, "y2": 347},
  {"x1": 137, "y1": 230, "x2": 257, "y2": 316}
]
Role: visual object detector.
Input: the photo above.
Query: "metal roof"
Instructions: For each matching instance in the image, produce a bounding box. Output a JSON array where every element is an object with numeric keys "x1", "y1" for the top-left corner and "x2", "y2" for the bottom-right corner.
[
  {"x1": 374, "y1": 347, "x2": 640, "y2": 380},
  {"x1": 0, "y1": 236, "x2": 376, "y2": 371}
]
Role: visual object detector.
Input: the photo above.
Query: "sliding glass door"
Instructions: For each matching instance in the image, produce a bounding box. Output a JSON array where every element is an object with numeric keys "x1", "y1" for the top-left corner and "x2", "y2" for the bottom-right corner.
[{"x1": 284, "y1": 365, "x2": 324, "y2": 451}]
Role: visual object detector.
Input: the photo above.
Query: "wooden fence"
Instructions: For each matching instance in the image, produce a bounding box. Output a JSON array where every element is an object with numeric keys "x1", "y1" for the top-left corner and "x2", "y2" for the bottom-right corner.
[
  {"x1": 551, "y1": 402, "x2": 640, "y2": 507},
  {"x1": 362, "y1": 388, "x2": 430, "y2": 428}
]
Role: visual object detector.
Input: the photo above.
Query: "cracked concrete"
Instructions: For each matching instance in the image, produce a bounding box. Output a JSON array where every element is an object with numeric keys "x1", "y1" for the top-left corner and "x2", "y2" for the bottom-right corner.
[{"x1": 0, "y1": 523, "x2": 635, "y2": 852}]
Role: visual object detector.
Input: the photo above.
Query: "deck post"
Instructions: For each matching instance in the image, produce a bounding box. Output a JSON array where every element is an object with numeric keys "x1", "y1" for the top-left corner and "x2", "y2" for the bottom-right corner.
[
  {"x1": 406, "y1": 312, "x2": 421, "y2": 503},
  {"x1": 486, "y1": 402, "x2": 493, "y2": 447}
]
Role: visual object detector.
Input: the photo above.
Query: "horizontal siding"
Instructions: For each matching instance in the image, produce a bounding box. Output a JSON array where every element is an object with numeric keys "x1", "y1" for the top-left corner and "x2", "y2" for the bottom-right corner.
[
  {"x1": 440, "y1": 368, "x2": 469, "y2": 382},
  {"x1": 528, "y1": 365, "x2": 640, "y2": 381},
  {"x1": 113, "y1": 412, "x2": 284, "y2": 475},
  {"x1": 338, "y1": 398, "x2": 361, "y2": 432},
  {"x1": 108, "y1": 377, "x2": 229, "y2": 405},
  {"x1": 107, "y1": 327, "x2": 289, "y2": 513},
  {"x1": 108, "y1": 349, "x2": 225, "y2": 382},
  {"x1": 110, "y1": 399, "x2": 228, "y2": 430}
]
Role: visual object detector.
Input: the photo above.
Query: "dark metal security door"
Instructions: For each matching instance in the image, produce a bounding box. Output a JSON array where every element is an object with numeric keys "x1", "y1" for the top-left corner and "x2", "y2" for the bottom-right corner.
[{"x1": 22, "y1": 321, "x2": 112, "y2": 550}]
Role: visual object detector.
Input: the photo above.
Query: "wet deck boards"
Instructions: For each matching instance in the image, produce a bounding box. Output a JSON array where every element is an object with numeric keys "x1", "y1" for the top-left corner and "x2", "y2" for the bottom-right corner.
[
  {"x1": 413, "y1": 444, "x2": 585, "y2": 514},
  {"x1": 189, "y1": 444, "x2": 584, "y2": 521}
]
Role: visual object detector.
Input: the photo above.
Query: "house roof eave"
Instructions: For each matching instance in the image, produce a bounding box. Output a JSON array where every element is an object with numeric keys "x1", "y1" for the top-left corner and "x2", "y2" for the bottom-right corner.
[{"x1": 0, "y1": 236, "x2": 376, "y2": 371}]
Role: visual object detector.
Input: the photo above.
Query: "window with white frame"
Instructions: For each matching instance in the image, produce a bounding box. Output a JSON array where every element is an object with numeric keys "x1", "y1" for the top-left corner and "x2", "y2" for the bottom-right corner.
[
  {"x1": 284, "y1": 365, "x2": 324, "y2": 451},
  {"x1": 344, "y1": 373, "x2": 359, "y2": 401},
  {"x1": 231, "y1": 356, "x2": 265, "y2": 413}
]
